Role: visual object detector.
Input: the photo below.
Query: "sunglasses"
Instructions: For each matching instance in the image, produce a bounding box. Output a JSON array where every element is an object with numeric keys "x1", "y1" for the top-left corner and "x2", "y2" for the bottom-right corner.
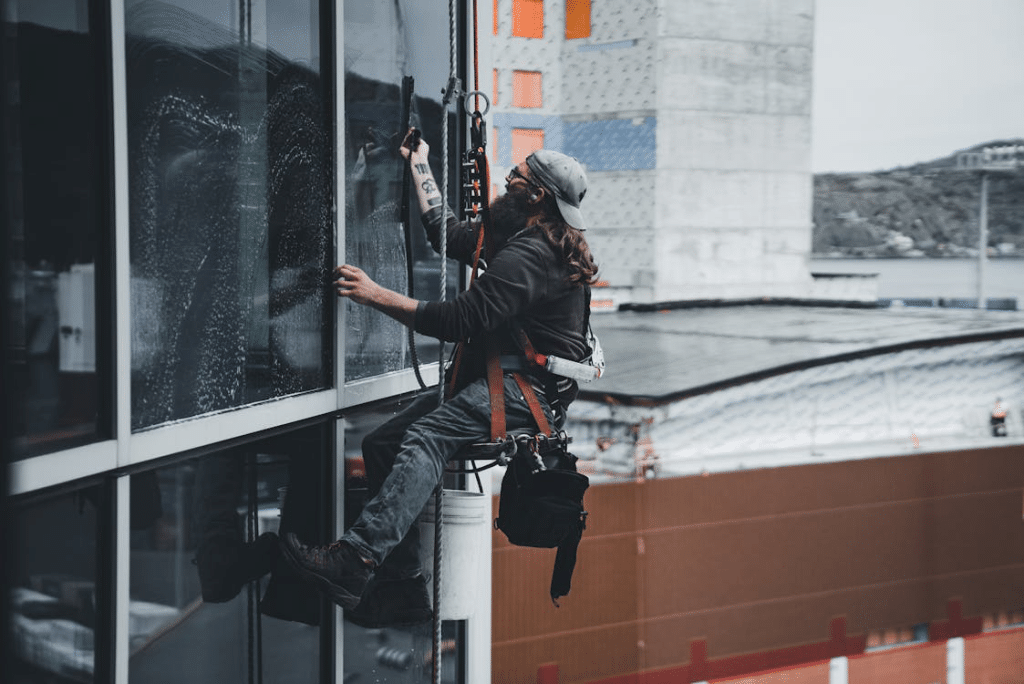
[{"x1": 505, "y1": 167, "x2": 540, "y2": 192}]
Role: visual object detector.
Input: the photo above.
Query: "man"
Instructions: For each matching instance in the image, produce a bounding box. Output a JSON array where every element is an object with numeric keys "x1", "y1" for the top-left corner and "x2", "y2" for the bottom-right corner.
[{"x1": 281, "y1": 131, "x2": 597, "y2": 627}]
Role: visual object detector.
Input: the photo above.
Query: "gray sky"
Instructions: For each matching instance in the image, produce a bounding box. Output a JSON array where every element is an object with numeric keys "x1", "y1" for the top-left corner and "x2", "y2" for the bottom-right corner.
[{"x1": 812, "y1": 0, "x2": 1024, "y2": 173}]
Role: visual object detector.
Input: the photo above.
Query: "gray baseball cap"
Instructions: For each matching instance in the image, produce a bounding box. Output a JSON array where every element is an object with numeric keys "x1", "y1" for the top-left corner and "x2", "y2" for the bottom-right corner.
[{"x1": 526, "y1": 150, "x2": 588, "y2": 231}]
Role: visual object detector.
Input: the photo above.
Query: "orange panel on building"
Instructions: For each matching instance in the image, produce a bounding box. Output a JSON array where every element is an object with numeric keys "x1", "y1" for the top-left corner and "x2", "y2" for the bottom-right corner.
[
  {"x1": 511, "y1": 128, "x2": 544, "y2": 165},
  {"x1": 493, "y1": 0, "x2": 498, "y2": 34},
  {"x1": 512, "y1": 0, "x2": 544, "y2": 38},
  {"x1": 565, "y1": 0, "x2": 591, "y2": 39},
  {"x1": 965, "y1": 628, "x2": 1024, "y2": 684},
  {"x1": 512, "y1": 70, "x2": 542, "y2": 108},
  {"x1": 493, "y1": 68, "x2": 499, "y2": 105},
  {"x1": 848, "y1": 643, "x2": 946, "y2": 684}
]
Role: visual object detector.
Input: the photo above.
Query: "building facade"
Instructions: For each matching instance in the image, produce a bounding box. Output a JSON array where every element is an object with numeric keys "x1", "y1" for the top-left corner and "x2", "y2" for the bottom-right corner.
[
  {"x1": 4, "y1": 0, "x2": 491, "y2": 682},
  {"x1": 490, "y1": 0, "x2": 815, "y2": 305}
]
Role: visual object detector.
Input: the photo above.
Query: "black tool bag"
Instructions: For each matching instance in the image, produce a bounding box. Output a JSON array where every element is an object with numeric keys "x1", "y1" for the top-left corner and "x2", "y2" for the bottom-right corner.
[{"x1": 495, "y1": 431, "x2": 589, "y2": 604}]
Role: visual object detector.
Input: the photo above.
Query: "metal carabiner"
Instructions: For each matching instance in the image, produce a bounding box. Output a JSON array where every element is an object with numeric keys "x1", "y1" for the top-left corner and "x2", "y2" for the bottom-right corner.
[{"x1": 462, "y1": 90, "x2": 491, "y2": 117}]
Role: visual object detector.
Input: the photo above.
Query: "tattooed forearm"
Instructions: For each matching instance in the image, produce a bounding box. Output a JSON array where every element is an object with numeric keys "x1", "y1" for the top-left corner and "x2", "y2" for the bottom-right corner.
[{"x1": 408, "y1": 150, "x2": 443, "y2": 216}]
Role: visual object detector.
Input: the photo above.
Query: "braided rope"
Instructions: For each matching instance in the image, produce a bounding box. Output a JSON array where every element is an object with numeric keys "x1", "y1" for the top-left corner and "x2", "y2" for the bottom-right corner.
[{"x1": 432, "y1": 0, "x2": 460, "y2": 680}]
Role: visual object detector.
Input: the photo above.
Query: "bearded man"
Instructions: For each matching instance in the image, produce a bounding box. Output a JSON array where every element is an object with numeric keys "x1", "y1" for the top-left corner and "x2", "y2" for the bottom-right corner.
[{"x1": 281, "y1": 130, "x2": 597, "y2": 627}]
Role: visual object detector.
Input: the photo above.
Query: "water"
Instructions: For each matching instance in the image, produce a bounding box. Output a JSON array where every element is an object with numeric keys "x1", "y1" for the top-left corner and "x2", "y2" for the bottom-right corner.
[{"x1": 809, "y1": 257, "x2": 1024, "y2": 303}]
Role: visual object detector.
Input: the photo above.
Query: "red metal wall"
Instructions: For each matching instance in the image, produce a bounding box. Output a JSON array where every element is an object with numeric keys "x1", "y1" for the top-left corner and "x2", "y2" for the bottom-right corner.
[
  {"x1": 965, "y1": 627, "x2": 1024, "y2": 684},
  {"x1": 848, "y1": 642, "x2": 946, "y2": 684},
  {"x1": 492, "y1": 445, "x2": 1024, "y2": 683}
]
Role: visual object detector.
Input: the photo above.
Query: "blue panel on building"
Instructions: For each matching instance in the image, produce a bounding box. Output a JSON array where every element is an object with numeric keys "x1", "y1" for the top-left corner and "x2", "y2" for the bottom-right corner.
[
  {"x1": 491, "y1": 113, "x2": 655, "y2": 172},
  {"x1": 563, "y1": 117, "x2": 656, "y2": 171}
]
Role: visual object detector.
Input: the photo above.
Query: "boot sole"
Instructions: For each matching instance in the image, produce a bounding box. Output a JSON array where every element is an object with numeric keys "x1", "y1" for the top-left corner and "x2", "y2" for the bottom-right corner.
[{"x1": 278, "y1": 538, "x2": 365, "y2": 611}]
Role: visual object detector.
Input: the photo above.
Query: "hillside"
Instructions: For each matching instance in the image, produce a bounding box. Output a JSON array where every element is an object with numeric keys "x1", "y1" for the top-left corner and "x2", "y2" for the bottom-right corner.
[{"x1": 812, "y1": 140, "x2": 1024, "y2": 257}]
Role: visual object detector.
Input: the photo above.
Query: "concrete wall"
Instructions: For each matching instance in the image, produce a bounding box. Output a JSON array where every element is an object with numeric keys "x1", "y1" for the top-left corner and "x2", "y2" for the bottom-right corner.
[{"x1": 654, "y1": 0, "x2": 815, "y2": 302}]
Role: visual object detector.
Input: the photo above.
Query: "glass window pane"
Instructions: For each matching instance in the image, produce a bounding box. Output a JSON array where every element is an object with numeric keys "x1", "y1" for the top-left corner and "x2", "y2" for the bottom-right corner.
[
  {"x1": 4, "y1": 0, "x2": 108, "y2": 459},
  {"x1": 9, "y1": 485, "x2": 102, "y2": 683},
  {"x1": 128, "y1": 426, "x2": 327, "y2": 684},
  {"x1": 124, "y1": 0, "x2": 332, "y2": 430},
  {"x1": 343, "y1": 0, "x2": 456, "y2": 382},
  {"x1": 342, "y1": 398, "x2": 461, "y2": 682}
]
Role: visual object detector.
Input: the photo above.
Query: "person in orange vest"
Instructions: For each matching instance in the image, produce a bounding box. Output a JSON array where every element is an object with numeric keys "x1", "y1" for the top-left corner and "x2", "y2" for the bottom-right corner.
[{"x1": 991, "y1": 399, "x2": 1007, "y2": 437}]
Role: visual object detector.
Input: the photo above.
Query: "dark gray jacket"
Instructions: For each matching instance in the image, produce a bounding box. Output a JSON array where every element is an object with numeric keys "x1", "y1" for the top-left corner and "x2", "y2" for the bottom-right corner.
[{"x1": 413, "y1": 207, "x2": 590, "y2": 405}]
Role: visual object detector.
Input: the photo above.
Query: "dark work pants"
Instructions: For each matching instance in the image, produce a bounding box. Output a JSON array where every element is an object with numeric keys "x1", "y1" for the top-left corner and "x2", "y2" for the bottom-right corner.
[{"x1": 344, "y1": 375, "x2": 556, "y2": 578}]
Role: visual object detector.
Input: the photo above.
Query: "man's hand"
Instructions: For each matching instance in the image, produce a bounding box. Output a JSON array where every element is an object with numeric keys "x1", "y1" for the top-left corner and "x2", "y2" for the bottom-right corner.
[
  {"x1": 399, "y1": 128, "x2": 430, "y2": 164},
  {"x1": 333, "y1": 264, "x2": 382, "y2": 306},
  {"x1": 334, "y1": 264, "x2": 418, "y2": 327}
]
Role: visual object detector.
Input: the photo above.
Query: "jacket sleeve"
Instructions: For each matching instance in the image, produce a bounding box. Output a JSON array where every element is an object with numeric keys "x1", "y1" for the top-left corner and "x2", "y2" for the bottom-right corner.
[
  {"x1": 414, "y1": 236, "x2": 551, "y2": 342},
  {"x1": 421, "y1": 206, "x2": 482, "y2": 266}
]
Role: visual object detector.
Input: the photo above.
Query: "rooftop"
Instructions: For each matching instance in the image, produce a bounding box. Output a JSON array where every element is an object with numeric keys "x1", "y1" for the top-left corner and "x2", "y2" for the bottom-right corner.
[{"x1": 582, "y1": 304, "x2": 1024, "y2": 405}]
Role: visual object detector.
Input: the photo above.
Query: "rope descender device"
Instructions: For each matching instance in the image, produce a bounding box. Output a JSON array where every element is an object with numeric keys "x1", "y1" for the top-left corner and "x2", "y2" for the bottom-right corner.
[{"x1": 462, "y1": 102, "x2": 489, "y2": 211}]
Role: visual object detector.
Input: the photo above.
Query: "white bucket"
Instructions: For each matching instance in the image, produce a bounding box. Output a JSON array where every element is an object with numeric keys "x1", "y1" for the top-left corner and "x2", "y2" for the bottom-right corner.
[{"x1": 417, "y1": 489, "x2": 489, "y2": 620}]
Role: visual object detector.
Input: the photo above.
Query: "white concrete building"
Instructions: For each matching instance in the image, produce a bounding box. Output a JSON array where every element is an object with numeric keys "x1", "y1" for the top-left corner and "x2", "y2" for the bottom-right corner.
[{"x1": 491, "y1": 0, "x2": 817, "y2": 305}]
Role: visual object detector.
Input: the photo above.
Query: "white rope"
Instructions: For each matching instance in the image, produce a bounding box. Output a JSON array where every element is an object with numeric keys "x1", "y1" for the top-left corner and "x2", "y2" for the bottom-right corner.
[
  {"x1": 433, "y1": 1, "x2": 459, "y2": 681},
  {"x1": 438, "y1": 0, "x2": 458, "y2": 400}
]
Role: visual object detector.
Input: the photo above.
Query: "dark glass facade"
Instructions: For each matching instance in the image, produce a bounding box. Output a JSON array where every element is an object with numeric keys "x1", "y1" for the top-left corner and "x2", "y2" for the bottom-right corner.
[
  {"x1": 4, "y1": 0, "x2": 471, "y2": 681},
  {"x1": 342, "y1": 396, "x2": 461, "y2": 683},
  {"x1": 8, "y1": 485, "x2": 105, "y2": 683},
  {"x1": 343, "y1": 0, "x2": 456, "y2": 381},
  {"x1": 128, "y1": 426, "x2": 328, "y2": 684},
  {"x1": 125, "y1": 0, "x2": 332, "y2": 430},
  {"x1": 3, "y1": 0, "x2": 111, "y2": 459}
]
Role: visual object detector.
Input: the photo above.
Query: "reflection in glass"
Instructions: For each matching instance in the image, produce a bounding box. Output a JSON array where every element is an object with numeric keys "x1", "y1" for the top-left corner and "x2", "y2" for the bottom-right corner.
[
  {"x1": 343, "y1": 0, "x2": 456, "y2": 381},
  {"x1": 124, "y1": 0, "x2": 331, "y2": 430},
  {"x1": 3, "y1": 0, "x2": 106, "y2": 458},
  {"x1": 129, "y1": 427, "x2": 326, "y2": 684},
  {"x1": 8, "y1": 486, "x2": 102, "y2": 683},
  {"x1": 343, "y1": 398, "x2": 460, "y2": 683}
]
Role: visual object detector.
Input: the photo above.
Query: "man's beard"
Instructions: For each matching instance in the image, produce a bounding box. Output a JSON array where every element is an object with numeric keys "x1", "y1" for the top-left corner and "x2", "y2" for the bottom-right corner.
[{"x1": 488, "y1": 187, "x2": 534, "y2": 249}]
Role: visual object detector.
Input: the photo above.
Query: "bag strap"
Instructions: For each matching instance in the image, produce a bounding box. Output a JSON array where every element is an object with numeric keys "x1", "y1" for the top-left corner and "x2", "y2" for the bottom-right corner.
[{"x1": 551, "y1": 518, "x2": 585, "y2": 605}]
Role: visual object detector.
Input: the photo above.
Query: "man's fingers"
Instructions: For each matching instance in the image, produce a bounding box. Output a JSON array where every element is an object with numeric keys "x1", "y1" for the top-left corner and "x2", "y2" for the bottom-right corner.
[{"x1": 334, "y1": 264, "x2": 360, "y2": 278}]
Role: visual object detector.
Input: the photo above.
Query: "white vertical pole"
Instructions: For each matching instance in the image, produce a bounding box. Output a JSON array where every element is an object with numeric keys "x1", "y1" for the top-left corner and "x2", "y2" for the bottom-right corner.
[
  {"x1": 947, "y1": 637, "x2": 966, "y2": 684},
  {"x1": 978, "y1": 173, "x2": 988, "y2": 309},
  {"x1": 114, "y1": 476, "x2": 131, "y2": 684},
  {"x1": 465, "y1": 0, "x2": 493, "y2": 679},
  {"x1": 829, "y1": 656, "x2": 849, "y2": 684}
]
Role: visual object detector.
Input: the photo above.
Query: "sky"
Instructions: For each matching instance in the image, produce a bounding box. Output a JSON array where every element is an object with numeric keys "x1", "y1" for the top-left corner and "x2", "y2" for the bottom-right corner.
[{"x1": 811, "y1": 0, "x2": 1024, "y2": 173}]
